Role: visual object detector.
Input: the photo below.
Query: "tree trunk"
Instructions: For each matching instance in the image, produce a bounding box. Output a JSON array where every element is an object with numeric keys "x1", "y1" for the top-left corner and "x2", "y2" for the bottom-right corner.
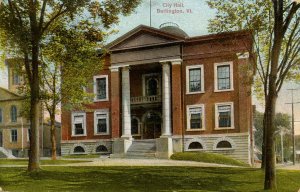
[
  {"x1": 50, "y1": 114, "x2": 57, "y2": 160},
  {"x1": 261, "y1": 102, "x2": 268, "y2": 169},
  {"x1": 28, "y1": 39, "x2": 41, "y2": 171},
  {"x1": 264, "y1": 93, "x2": 277, "y2": 190}
]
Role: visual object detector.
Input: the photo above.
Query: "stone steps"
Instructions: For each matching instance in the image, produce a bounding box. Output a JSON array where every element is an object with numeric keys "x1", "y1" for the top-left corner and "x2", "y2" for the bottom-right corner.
[
  {"x1": 125, "y1": 139, "x2": 156, "y2": 159},
  {"x1": 0, "y1": 147, "x2": 15, "y2": 159}
]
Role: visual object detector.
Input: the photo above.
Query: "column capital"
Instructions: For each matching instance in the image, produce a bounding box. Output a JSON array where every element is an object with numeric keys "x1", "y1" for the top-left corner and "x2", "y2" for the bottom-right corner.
[
  {"x1": 109, "y1": 66, "x2": 120, "y2": 72},
  {"x1": 159, "y1": 58, "x2": 182, "y2": 65}
]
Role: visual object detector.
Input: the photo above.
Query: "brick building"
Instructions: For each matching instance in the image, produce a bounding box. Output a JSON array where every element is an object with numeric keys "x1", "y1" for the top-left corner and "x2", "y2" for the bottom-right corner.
[{"x1": 61, "y1": 23, "x2": 254, "y2": 163}]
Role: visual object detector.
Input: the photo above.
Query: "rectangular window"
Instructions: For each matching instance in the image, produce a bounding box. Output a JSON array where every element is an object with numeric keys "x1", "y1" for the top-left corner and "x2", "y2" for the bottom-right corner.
[
  {"x1": 94, "y1": 111, "x2": 109, "y2": 135},
  {"x1": 27, "y1": 129, "x2": 31, "y2": 141},
  {"x1": 215, "y1": 103, "x2": 234, "y2": 129},
  {"x1": 186, "y1": 65, "x2": 204, "y2": 94},
  {"x1": 94, "y1": 75, "x2": 108, "y2": 101},
  {"x1": 187, "y1": 105, "x2": 205, "y2": 130},
  {"x1": 11, "y1": 129, "x2": 17, "y2": 142},
  {"x1": 0, "y1": 108, "x2": 2, "y2": 123},
  {"x1": 214, "y1": 62, "x2": 233, "y2": 92},
  {"x1": 72, "y1": 113, "x2": 86, "y2": 136}
]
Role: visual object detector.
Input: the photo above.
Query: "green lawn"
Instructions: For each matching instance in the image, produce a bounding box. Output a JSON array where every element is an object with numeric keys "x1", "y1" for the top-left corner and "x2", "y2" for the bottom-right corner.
[
  {"x1": 0, "y1": 159, "x2": 91, "y2": 165},
  {"x1": 0, "y1": 166, "x2": 299, "y2": 191},
  {"x1": 171, "y1": 152, "x2": 249, "y2": 167}
]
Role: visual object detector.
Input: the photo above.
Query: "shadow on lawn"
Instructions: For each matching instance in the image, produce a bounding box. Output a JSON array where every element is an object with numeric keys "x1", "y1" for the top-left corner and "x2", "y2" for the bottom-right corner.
[{"x1": 1, "y1": 167, "x2": 264, "y2": 192}]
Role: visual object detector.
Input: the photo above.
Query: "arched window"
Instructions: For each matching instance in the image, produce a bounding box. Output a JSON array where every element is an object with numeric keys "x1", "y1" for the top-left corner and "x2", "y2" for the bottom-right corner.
[
  {"x1": 73, "y1": 146, "x2": 85, "y2": 153},
  {"x1": 96, "y1": 145, "x2": 108, "y2": 153},
  {"x1": 131, "y1": 118, "x2": 139, "y2": 135},
  {"x1": 147, "y1": 78, "x2": 158, "y2": 96},
  {"x1": 216, "y1": 141, "x2": 232, "y2": 149},
  {"x1": 11, "y1": 106, "x2": 17, "y2": 122},
  {"x1": 188, "y1": 142, "x2": 203, "y2": 150}
]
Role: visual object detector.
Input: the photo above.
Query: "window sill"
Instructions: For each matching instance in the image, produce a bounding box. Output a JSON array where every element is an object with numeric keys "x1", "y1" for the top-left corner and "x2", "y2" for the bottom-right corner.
[
  {"x1": 71, "y1": 134, "x2": 87, "y2": 137},
  {"x1": 214, "y1": 127, "x2": 235, "y2": 130},
  {"x1": 214, "y1": 88, "x2": 234, "y2": 93},
  {"x1": 186, "y1": 91, "x2": 205, "y2": 95},
  {"x1": 94, "y1": 99, "x2": 109, "y2": 102},
  {"x1": 186, "y1": 129, "x2": 205, "y2": 132},
  {"x1": 94, "y1": 133, "x2": 110, "y2": 136}
]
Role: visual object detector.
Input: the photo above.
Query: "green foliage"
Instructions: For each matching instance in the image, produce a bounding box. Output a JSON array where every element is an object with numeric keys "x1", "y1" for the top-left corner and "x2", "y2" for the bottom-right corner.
[
  {"x1": 207, "y1": 0, "x2": 300, "y2": 102},
  {"x1": 0, "y1": 166, "x2": 299, "y2": 191},
  {"x1": 171, "y1": 152, "x2": 248, "y2": 167},
  {"x1": 254, "y1": 111, "x2": 292, "y2": 160},
  {"x1": 62, "y1": 154, "x2": 100, "y2": 159}
]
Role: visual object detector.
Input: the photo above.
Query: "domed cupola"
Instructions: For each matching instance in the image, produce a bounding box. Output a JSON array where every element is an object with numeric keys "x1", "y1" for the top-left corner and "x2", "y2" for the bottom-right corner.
[{"x1": 159, "y1": 22, "x2": 188, "y2": 38}]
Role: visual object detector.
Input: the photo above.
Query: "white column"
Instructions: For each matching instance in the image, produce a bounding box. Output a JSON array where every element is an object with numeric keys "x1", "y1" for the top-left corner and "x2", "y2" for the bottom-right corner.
[
  {"x1": 121, "y1": 66, "x2": 132, "y2": 139},
  {"x1": 161, "y1": 62, "x2": 171, "y2": 137}
]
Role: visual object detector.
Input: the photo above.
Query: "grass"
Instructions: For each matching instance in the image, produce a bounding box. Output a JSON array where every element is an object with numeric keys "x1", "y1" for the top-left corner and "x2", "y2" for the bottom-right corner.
[
  {"x1": 62, "y1": 154, "x2": 100, "y2": 159},
  {"x1": 0, "y1": 159, "x2": 91, "y2": 165},
  {"x1": 0, "y1": 166, "x2": 299, "y2": 191},
  {"x1": 171, "y1": 152, "x2": 249, "y2": 167}
]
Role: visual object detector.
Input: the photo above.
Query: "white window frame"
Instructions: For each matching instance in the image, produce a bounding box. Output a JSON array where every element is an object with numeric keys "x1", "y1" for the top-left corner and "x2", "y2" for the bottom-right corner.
[
  {"x1": 93, "y1": 75, "x2": 109, "y2": 102},
  {"x1": 10, "y1": 129, "x2": 18, "y2": 142},
  {"x1": 186, "y1": 65, "x2": 205, "y2": 94},
  {"x1": 27, "y1": 128, "x2": 31, "y2": 142},
  {"x1": 131, "y1": 116, "x2": 141, "y2": 136},
  {"x1": 215, "y1": 102, "x2": 234, "y2": 130},
  {"x1": 214, "y1": 62, "x2": 234, "y2": 92},
  {"x1": 186, "y1": 104, "x2": 205, "y2": 131},
  {"x1": 94, "y1": 110, "x2": 110, "y2": 135},
  {"x1": 71, "y1": 112, "x2": 87, "y2": 137}
]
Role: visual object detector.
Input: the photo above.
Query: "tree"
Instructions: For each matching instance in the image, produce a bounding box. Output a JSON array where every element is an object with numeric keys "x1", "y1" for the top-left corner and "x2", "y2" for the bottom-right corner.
[
  {"x1": 207, "y1": 0, "x2": 300, "y2": 190},
  {"x1": 40, "y1": 20, "x2": 103, "y2": 160},
  {"x1": 0, "y1": 0, "x2": 141, "y2": 172},
  {"x1": 254, "y1": 111, "x2": 292, "y2": 161}
]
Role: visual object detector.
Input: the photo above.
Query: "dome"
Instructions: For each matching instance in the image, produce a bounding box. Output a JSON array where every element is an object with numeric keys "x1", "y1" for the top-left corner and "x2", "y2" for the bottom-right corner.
[{"x1": 159, "y1": 22, "x2": 188, "y2": 37}]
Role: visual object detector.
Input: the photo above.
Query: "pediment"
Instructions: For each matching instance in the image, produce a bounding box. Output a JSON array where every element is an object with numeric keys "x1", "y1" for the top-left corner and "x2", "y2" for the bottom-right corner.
[
  {"x1": 0, "y1": 87, "x2": 21, "y2": 101},
  {"x1": 107, "y1": 25, "x2": 183, "y2": 51}
]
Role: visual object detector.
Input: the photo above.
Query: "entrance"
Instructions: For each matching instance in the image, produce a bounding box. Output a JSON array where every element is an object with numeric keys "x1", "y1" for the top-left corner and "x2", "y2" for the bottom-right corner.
[
  {"x1": 144, "y1": 112, "x2": 161, "y2": 139},
  {"x1": 0, "y1": 131, "x2": 2, "y2": 147}
]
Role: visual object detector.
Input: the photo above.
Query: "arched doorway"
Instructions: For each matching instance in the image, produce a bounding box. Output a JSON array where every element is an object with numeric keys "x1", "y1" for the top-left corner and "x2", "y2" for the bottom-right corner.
[{"x1": 143, "y1": 112, "x2": 161, "y2": 139}]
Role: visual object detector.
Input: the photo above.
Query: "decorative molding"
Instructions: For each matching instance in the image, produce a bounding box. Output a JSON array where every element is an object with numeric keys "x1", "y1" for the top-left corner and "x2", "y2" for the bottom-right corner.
[
  {"x1": 236, "y1": 52, "x2": 249, "y2": 59},
  {"x1": 159, "y1": 58, "x2": 182, "y2": 65}
]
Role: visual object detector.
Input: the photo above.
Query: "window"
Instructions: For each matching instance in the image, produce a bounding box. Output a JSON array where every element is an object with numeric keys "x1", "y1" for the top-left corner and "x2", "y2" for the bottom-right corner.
[
  {"x1": 11, "y1": 129, "x2": 17, "y2": 142},
  {"x1": 215, "y1": 102, "x2": 234, "y2": 129},
  {"x1": 216, "y1": 141, "x2": 232, "y2": 149},
  {"x1": 11, "y1": 105, "x2": 17, "y2": 122},
  {"x1": 187, "y1": 104, "x2": 205, "y2": 130},
  {"x1": 71, "y1": 113, "x2": 86, "y2": 136},
  {"x1": 186, "y1": 65, "x2": 204, "y2": 94},
  {"x1": 27, "y1": 129, "x2": 31, "y2": 141},
  {"x1": 188, "y1": 142, "x2": 203, "y2": 150},
  {"x1": 0, "y1": 108, "x2": 2, "y2": 123},
  {"x1": 12, "y1": 71, "x2": 20, "y2": 85},
  {"x1": 73, "y1": 146, "x2": 85, "y2": 153},
  {"x1": 94, "y1": 75, "x2": 108, "y2": 101},
  {"x1": 94, "y1": 111, "x2": 109, "y2": 135},
  {"x1": 131, "y1": 117, "x2": 140, "y2": 135},
  {"x1": 142, "y1": 73, "x2": 161, "y2": 96},
  {"x1": 214, "y1": 62, "x2": 233, "y2": 92},
  {"x1": 96, "y1": 145, "x2": 108, "y2": 153}
]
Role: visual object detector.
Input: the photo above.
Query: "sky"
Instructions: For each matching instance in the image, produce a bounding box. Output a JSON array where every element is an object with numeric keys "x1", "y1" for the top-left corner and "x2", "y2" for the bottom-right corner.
[{"x1": 0, "y1": 0, "x2": 299, "y2": 134}]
